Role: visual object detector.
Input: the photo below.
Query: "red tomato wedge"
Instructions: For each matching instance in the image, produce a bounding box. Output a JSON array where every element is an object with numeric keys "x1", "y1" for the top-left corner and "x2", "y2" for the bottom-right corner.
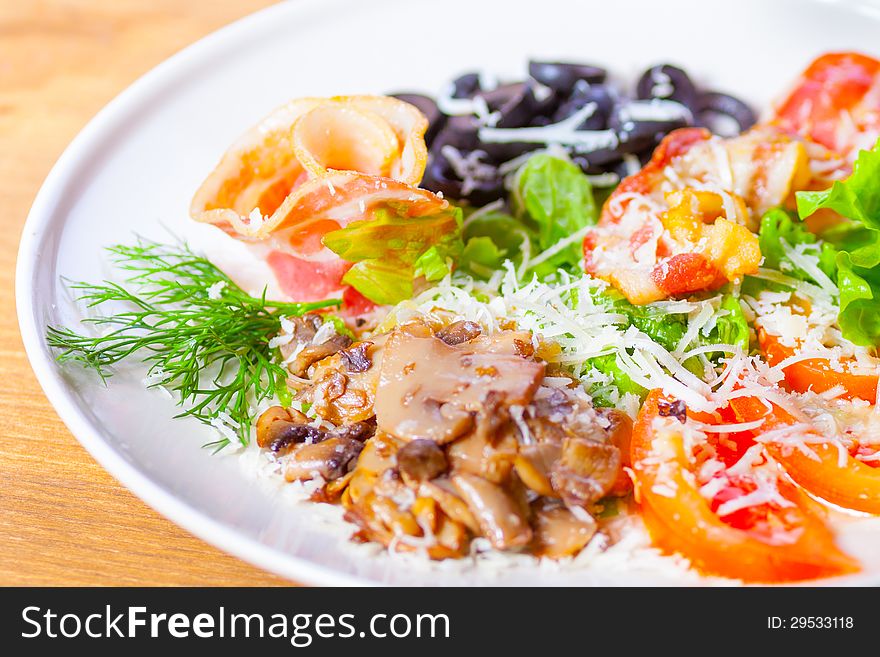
[
  {"x1": 631, "y1": 390, "x2": 859, "y2": 582},
  {"x1": 758, "y1": 329, "x2": 878, "y2": 403},
  {"x1": 771, "y1": 52, "x2": 880, "y2": 161},
  {"x1": 729, "y1": 396, "x2": 880, "y2": 515}
]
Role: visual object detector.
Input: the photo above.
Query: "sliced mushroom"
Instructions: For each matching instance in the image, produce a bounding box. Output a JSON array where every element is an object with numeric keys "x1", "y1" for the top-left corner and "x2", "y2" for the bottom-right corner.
[
  {"x1": 307, "y1": 339, "x2": 384, "y2": 424},
  {"x1": 531, "y1": 501, "x2": 597, "y2": 559},
  {"x1": 285, "y1": 437, "x2": 364, "y2": 482},
  {"x1": 417, "y1": 480, "x2": 481, "y2": 534},
  {"x1": 255, "y1": 405, "x2": 317, "y2": 453},
  {"x1": 338, "y1": 341, "x2": 373, "y2": 373},
  {"x1": 446, "y1": 427, "x2": 518, "y2": 484},
  {"x1": 514, "y1": 442, "x2": 561, "y2": 497},
  {"x1": 436, "y1": 320, "x2": 482, "y2": 345},
  {"x1": 397, "y1": 439, "x2": 448, "y2": 484},
  {"x1": 375, "y1": 323, "x2": 544, "y2": 443},
  {"x1": 278, "y1": 314, "x2": 353, "y2": 378},
  {"x1": 256, "y1": 406, "x2": 374, "y2": 455},
  {"x1": 601, "y1": 408, "x2": 635, "y2": 496},
  {"x1": 550, "y1": 438, "x2": 622, "y2": 507},
  {"x1": 451, "y1": 473, "x2": 532, "y2": 550}
]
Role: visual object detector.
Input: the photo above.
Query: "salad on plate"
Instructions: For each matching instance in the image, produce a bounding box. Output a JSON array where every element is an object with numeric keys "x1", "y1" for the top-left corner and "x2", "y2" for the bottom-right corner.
[{"x1": 47, "y1": 52, "x2": 880, "y2": 583}]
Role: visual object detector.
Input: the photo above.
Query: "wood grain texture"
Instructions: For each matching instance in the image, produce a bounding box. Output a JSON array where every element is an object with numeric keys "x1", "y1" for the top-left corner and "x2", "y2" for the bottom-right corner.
[{"x1": 0, "y1": 0, "x2": 292, "y2": 586}]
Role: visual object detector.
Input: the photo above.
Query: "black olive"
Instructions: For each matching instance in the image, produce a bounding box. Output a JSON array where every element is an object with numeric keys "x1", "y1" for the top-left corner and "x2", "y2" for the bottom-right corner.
[
  {"x1": 451, "y1": 72, "x2": 481, "y2": 99},
  {"x1": 552, "y1": 81, "x2": 614, "y2": 130},
  {"x1": 432, "y1": 115, "x2": 481, "y2": 151},
  {"x1": 573, "y1": 146, "x2": 623, "y2": 168},
  {"x1": 420, "y1": 155, "x2": 464, "y2": 199},
  {"x1": 478, "y1": 81, "x2": 555, "y2": 129},
  {"x1": 609, "y1": 100, "x2": 691, "y2": 155},
  {"x1": 420, "y1": 149, "x2": 504, "y2": 205},
  {"x1": 610, "y1": 154, "x2": 650, "y2": 181},
  {"x1": 695, "y1": 91, "x2": 757, "y2": 136},
  {"x1": 390, "y1": 93, "x2": 445, "y2": 146},
  {"x1": 571, "y1": 155, "x2": 614, "y2": 175},
  {"x1": 478, "y1": 139, "x2": 542, "y2": 165},
  {"x1": 528, "y1": 60, "x2": 607, "y2": 91},
  {"x1": 636, "y1": 64, "x2": 698, "y2": 110}
]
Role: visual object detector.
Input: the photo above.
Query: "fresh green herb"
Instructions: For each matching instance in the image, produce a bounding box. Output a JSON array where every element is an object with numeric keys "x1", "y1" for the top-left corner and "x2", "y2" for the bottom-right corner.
[
  {"x1": 323, "y1": 203, "x2": 464, "y2": 305},
  {"x1": 797, "y1": 139, "x2": 880, "y2": 345},
  {"x1": 46, "y1": 239, "x2": 339, "y2": 450}
]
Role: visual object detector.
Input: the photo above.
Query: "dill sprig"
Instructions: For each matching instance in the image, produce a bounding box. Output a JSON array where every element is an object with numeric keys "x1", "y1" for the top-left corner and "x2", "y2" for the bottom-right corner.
[{"x1": 46, "y1": 239, "x2": 339, "y2": 450}]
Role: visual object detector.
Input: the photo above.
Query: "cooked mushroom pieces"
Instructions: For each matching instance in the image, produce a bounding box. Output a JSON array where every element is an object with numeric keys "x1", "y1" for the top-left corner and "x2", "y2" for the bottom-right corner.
[
  {"x1": 374, "y1": 323, "x2": 545, "y2": 444},
  {"x1": 550, "y1": 438, "x2": 622, "y2": 508},
  {"x1": 339, "y1": 341, "x2": 373, "y2": 372},
  {"x1": 435, "y1": 320, "x2": 482, "y2": 345},
  {"x1": 255, "y1": 405, "x2": 320, "y2": 454},
  {"x1": 343, "y1": 434, "x2": 472, "y2": 559},
  {"x1": 256, "y1": 405, "x2": 374, "y2": 478},
  {"x1": 397, "y1": 439, "x2": 448, "y2": 484},
  {"x1": 285, "y1": 436, "x2": 365, "y2": 482},
  {"x1": 531, "y1": 500, "x2": 597, "y2": 559},
  {"x1": 451, "y1": 473, "x2": 532, "y2": 550},
  {"x1": 278, "y1": 314, "x2": 353, "y2": 378},
  {"x1": 306, "y1": 338, "x2": 384, "y2": 424}
]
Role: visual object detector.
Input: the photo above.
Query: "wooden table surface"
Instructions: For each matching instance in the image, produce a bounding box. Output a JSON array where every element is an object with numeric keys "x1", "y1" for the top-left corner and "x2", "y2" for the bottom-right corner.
[{"x1": 0, "y1": 0, "x2": 292, "y2": 586}]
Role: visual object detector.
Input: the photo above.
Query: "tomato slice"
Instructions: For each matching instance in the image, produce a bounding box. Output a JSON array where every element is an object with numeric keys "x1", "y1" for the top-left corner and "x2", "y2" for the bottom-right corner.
[
  {"x1": 771, "y1": 52, "x2": 880, "y2": 160},
  {"x1": 758, "y1": 329, "x2": 878, "y2": 403},
  {"x1": 631, "y1": 390, "x2": 859, "y2": 582},
  {"x1": 729, "y1": 396, "x2": 880, "y2": 515}
]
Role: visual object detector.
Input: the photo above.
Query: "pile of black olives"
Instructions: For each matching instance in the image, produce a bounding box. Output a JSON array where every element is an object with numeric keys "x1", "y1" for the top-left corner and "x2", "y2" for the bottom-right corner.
[{"x1": 392, "y1": 61, "x2": 756, "y2": 204}]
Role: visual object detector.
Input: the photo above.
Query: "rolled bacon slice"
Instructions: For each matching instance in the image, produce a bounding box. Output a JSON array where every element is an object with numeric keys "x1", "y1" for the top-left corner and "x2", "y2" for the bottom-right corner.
[
  {"x1": 237, "y1": 171, "x2": 450, "y2": 302},
  {"x1": 191, "y1": 95, "x2": 429, "y2": 235},
  {"x1": 189, "y1": 96, "x2": 439, "y2": 304}
]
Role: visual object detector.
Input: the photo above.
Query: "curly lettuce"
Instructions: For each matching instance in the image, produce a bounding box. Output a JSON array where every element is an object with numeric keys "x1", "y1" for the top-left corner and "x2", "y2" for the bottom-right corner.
[
  {"x1": 796, "y1": 139, "x2": 880, "y2": 345},
  {"x1": 459, "y1": 153, "x2": 599, "y2": 280},
  {"x1": 586, "y1": 290, "x2": 749, "y2": 405},
  {"x1": 323, "y1": 203, "x2": 463, "y2": 305},
  {"x1": 758, "y1": 208, "x2": 838, "y2": 281},
  {"x1": 513, "y1": 153, "x2": 598, "y2": 267}
]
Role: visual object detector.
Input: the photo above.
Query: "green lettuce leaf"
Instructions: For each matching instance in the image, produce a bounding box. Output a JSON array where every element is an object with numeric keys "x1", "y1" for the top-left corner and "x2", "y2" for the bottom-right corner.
[
  {"x1": 514, "y1": 153, "x2": 598, "y2": 268},
  {"x1": 591, "y1": 289, "x2": 748, "y2": 355},
  {"x1": 797, "y1": 140, "x2": 880, "y2": 345},
  {"x1": 457, "y1": 153, "x2": 602, "y2": 281},
  {"x1": 796, "y1": 139, "x2": 880, "y2": 229},
  {"x1": 758, "y1": 208, "x2": 838, "y2": 281},
  {"x1": 459, "y1": 210, "x2": 535, "y2": 278},
  {"x1": 323, "y1": 203, "x2": 463, "y2": 305},
  {"x1": 586, "y1": 290, "x2": 750, "y2": 403},
  {"x1": 712, "y1": 294, "x2": 750, "y2": 352},
  {"x1": 587, "y1": 353, "x2": 646, "y2": 407}
]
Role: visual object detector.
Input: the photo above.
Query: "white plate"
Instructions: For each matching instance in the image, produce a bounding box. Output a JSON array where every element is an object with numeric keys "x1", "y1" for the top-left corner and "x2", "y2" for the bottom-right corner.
[{"x1": 17, "y1": 0, "x2": 880, "y2": 586}]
